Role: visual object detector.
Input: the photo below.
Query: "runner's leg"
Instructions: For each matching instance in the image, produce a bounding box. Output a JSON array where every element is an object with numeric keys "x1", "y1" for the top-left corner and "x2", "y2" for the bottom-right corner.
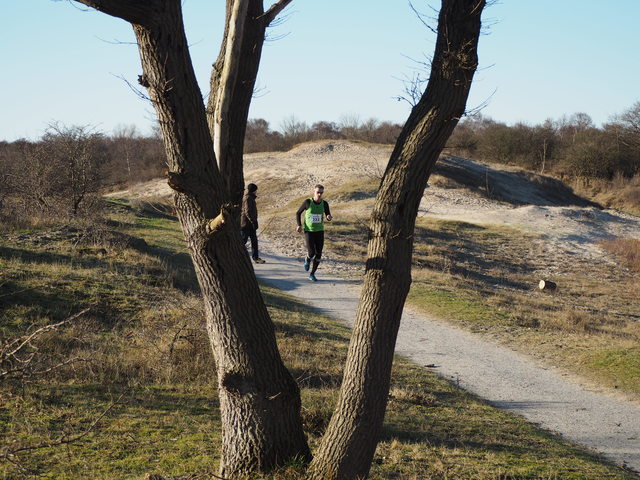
[
  {"x1": 310, "y1": 231, "x2": 324, "y2": 275},
  {"x1": 304, "y1": 231, "x2": 315, "y2": 267}
]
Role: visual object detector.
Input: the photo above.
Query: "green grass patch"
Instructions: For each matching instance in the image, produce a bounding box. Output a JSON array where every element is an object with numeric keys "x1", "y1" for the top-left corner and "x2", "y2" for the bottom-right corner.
[
  {"x1": 330, "y1": 176, "x2": 380, "y2": 202},
  {"x1": 590, "y1": 347, "x2": 640, "y2": 392},
  {"x1": 0, "y1": 384, "x2": 220, "y2": 480},
  {"x1": 407, "y1": 282, "x2": 512, "y2": 328}
]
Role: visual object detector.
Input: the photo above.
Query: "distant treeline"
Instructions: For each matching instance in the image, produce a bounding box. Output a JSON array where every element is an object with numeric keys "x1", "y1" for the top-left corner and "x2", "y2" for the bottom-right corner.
[
  {"x1": 444, "y1": 103, "x2": 640, "y2": 213},
  {"x1": 0, "y1": 118, "x2": 404, "y2": 229},
  {"x1": 446, "y1": 103, "x2": 640, "y2": 180},
  {"x1": 244, "y1": 116, "x2": 403, "y2": 153},
  {"x1": 0, "y1": 124, "x2": 165, "y2": 229},
  {"x1": 2, "y1": 102, "x2": 639, "y2": 229},
  {"x1": 247, "y1": 103, "x2": 640, "y2": 183}
]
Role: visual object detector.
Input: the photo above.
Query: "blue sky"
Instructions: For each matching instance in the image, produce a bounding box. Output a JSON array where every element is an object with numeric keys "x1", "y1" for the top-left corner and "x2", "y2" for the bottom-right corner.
[{"x1": 2, "y1": 1, "x2": 639, "y2": 141}]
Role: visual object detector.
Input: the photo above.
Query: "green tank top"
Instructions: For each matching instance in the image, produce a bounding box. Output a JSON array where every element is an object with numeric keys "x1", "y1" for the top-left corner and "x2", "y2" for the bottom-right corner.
[{"x1": 304, "y1": 198, "x2": 325, "y2": 232}]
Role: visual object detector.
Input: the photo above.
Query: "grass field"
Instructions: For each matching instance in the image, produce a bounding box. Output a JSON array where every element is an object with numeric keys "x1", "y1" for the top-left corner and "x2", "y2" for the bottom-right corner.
[
  {"x1": 266, "y1": 176, "x2": 640, "y2": 400},
  {"x1": 257, "y1": 170, "x2": 640, "y2": 399},
  {"x1": 0, "y1": 198, "x2": 636, "y2": 479}
]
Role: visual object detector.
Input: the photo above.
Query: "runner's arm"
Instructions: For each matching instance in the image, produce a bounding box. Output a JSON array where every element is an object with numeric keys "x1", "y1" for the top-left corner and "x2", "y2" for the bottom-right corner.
[
  {"x1": 296, "y1": 199, "x2": 310, "y2": 228},
  {"x1": 324, "y1": 201, "x2": 332, "y2": 221}
]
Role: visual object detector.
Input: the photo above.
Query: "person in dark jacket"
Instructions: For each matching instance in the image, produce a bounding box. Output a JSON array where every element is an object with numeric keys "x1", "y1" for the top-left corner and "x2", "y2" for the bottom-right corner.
[{"x1": 241, "y1": 183, "x2": 265, "y2": 264}]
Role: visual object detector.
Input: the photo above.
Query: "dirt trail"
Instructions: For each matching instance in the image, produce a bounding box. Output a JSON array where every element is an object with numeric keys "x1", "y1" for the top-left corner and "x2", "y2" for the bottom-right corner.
[{"x1": 252, "y1": 247, "x2": 640, "y2": 474}]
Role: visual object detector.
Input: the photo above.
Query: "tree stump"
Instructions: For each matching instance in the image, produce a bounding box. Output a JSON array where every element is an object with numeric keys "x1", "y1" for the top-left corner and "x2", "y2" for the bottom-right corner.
[{"x1": 538, "y1": 280, "x2": 557, "y2": 291}]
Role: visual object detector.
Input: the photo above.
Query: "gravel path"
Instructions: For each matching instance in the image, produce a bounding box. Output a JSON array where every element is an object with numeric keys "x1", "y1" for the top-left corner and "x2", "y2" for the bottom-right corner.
[{"x1": 254, "y1": 244, "x2": 640, "y2": 475}]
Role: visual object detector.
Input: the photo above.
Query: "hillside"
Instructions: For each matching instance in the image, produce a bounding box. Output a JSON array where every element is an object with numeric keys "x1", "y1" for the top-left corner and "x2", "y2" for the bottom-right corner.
[
  {"x1": 113, "y1": 139, "x2": 640, "y2": 398},
  {"x1": 3, "y1": 140, "x2": 640, "y2": 478},
  {"x1": 240, "y1": 141, "x2": 640, "y2": 399}
]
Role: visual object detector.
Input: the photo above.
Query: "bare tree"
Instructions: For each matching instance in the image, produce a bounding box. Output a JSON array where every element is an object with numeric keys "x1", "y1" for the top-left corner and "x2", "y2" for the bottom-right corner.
[
  {"x1": 338, "y1": 113, "x2": 362, "y2": 139},
  {"x1": 41, "y1": 123, "x2": 106, "y2": 216},
  {"x1": 0, "y1": 124, "x2": 105, "y2": 224},
  {"x1": 112, "y1": 124, "x2": 142, "y2": 182},
  {"x1": 309, "y1": 1, "x2": 485, "y2": 477},
  {"x1": 614, "y1": 101, "x2": 640, "y2": 153},
  {"x1": 72, "y1": 0, "x2": 308, "y2": 476},
  {"x1": 281, "y1": 114, "x2": 310, "y2": 146},
  {"x1": 60, "y1": 1, "x2": 485, "y2": 478}
]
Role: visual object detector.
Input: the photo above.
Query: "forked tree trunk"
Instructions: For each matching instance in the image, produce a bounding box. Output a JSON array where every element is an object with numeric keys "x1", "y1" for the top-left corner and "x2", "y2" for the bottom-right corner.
[
  {"x1": 309, "y1": 1, "x2": 485, "y2": 478},
  {"x1": 73, "y1": 0, "x2": 309, "y2": 476},
  {"x1": 133, "y1": 4, "x2": 309, "y2": 476}
]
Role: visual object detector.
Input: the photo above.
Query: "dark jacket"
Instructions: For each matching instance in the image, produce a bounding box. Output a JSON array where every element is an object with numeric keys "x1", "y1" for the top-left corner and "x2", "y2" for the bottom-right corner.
[{"x1": 241, "y1": 192, "x2": 258, "y2": 229}]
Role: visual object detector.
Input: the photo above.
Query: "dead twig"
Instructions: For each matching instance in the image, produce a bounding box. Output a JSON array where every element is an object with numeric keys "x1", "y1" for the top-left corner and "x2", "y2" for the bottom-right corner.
[{"x1": 0, "y1": 308, "x2": 90, "y2": 382}]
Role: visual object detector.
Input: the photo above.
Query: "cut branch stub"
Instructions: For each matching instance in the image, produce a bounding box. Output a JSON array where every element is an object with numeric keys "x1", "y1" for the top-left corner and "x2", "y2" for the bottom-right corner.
[{"x1": 206, "y1": 203, "x2": 238, "y2": 236}]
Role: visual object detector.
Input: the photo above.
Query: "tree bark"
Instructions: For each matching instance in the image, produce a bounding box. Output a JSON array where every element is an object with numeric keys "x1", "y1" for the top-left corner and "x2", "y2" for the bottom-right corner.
[
  {"x1": 206, "y1": 0, "x2": 292, "y2": 203},
  {"x1": 309, "y1": 1, "x2": 485, "y2": 479},
  {"x1": 73, "y1": 0, "x2": 309, "y2": 476},
  {"x1": 133, "y1": 4, "x2": 310, "y2": 476}
]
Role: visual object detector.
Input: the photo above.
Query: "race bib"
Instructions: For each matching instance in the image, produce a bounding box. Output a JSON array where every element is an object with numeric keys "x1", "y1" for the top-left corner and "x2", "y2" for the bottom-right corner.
[{"x1": 311, "y1": 214, "x2": 322, "y2": 223}]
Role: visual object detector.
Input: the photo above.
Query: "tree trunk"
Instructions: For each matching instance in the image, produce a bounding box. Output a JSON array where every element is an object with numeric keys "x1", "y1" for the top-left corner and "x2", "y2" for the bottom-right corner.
[
  {"x1": 69, "y1": 0, "x2": 311, "y2": 475},
  {"x1": 309, "y1": 1, "x2": 485, "y2": 478},
  {"x1": 207, "y1": 0, "x2": 292, "y2": 203},
  {"x1": 131, "y1": 4, "x2": 309, "y2": 476}
]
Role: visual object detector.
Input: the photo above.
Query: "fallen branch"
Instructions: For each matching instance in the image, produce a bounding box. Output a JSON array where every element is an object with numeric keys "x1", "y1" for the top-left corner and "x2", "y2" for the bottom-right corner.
[{"x1": 0, "y1": 308, "x2": 90, "y2": 382}]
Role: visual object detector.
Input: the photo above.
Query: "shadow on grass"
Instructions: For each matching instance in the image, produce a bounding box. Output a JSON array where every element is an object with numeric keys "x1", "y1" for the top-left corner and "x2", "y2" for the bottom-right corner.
[
  {"x1": 0, "y1": 244, "x2": 109, "y2": 270},
  {"x1": 145, "y1": 244, "x2": 199, "y2": 293},
  {"x1": 38, "y1": 382, "x2": 220, "y2": 420},
  {"x1": 295, "y1": 372, "x2": 343, "y2": 389},
  {"x1": 413, "y1": 224, "x2": 535, "y2": 290},
  {"x1": 381, "y1": 395, "x2": 602, "y2": 467},
  {"x1": 106, "y1": 199, "x2": 199, "y2": 292},
  {"x1": 275, "y1": 319, "x2": 351, "y2": 355},
  {"x1": 0, "y1": 279, "x2": 96, "y2": 325},
  {"x1": 263, "y1": 288, "x2": 351, "y2": 345}
]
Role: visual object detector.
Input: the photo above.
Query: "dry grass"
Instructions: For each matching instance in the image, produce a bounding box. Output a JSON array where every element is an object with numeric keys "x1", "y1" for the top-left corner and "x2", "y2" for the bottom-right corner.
[
  {"x1": 253, "y1": 145, "x2": 640, "y2": 398},
  {"x1": 572, "y1": 174, "x2": 640, "y2": 215},
  {"x1": 410, "y1": 219, "x2": 640, "y2": 397},
  {"x1": 600, "y1": 237, "x2": 640, "y2": 272},
  {"x1": 291, "y1": 199, "x2": 640, "y2": 398},
  {"x1": 2, "y1": 198, "x2": 636, "y2": 479}
]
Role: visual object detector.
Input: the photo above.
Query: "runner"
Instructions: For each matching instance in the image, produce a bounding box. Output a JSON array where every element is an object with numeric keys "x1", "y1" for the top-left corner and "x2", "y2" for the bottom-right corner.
[{"x1": 296, "y1": 184, "x2": 332, "y2": 281}]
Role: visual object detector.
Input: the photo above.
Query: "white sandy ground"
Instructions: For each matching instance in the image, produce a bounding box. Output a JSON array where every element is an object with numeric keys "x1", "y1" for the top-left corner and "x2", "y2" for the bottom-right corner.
[{"x1": 253, "y1": 243, "x2": 640, "y2": 475}]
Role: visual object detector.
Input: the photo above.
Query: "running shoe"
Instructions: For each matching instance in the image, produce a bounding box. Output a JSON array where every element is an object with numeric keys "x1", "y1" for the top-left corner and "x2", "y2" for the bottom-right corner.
[
  {"x1": 253, "y1": 257, "x2": 266, "y2": 264},
  {"x1": 309, "y1": 273, "x2": 317, "y2": 282},
  {"x1": 303, "y1": 257, "x2": 310, "y2": 271}
]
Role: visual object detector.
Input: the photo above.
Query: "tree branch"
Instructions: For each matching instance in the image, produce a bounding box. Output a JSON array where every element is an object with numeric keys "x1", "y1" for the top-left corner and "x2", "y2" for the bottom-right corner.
[
  {"x1": 212, "y1": 0, "x2": 249, "y2": 170},
  {"x1": 263, "y1": 0, "x2": 293, "y2": 26},
  {"x1": 72, "y1": 0, "x2": 159, "y2": 27}
]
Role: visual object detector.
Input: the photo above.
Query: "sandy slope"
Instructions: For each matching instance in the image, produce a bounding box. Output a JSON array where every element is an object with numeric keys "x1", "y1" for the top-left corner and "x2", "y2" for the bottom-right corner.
[
  {"x1": 111, "y1": 140, "x2": 640, "y2": 264},
  {"x1": 241, "y1": 141, "x2": 640, "y2": 276},
  {"x1": 110, "y1": 140, "x2": 640, "y2": 473}
]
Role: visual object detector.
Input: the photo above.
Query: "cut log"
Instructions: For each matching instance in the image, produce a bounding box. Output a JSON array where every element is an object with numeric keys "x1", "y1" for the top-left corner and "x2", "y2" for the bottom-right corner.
[{"x1": 538, "y1": 280, "x2": 557, "y2": 291}]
